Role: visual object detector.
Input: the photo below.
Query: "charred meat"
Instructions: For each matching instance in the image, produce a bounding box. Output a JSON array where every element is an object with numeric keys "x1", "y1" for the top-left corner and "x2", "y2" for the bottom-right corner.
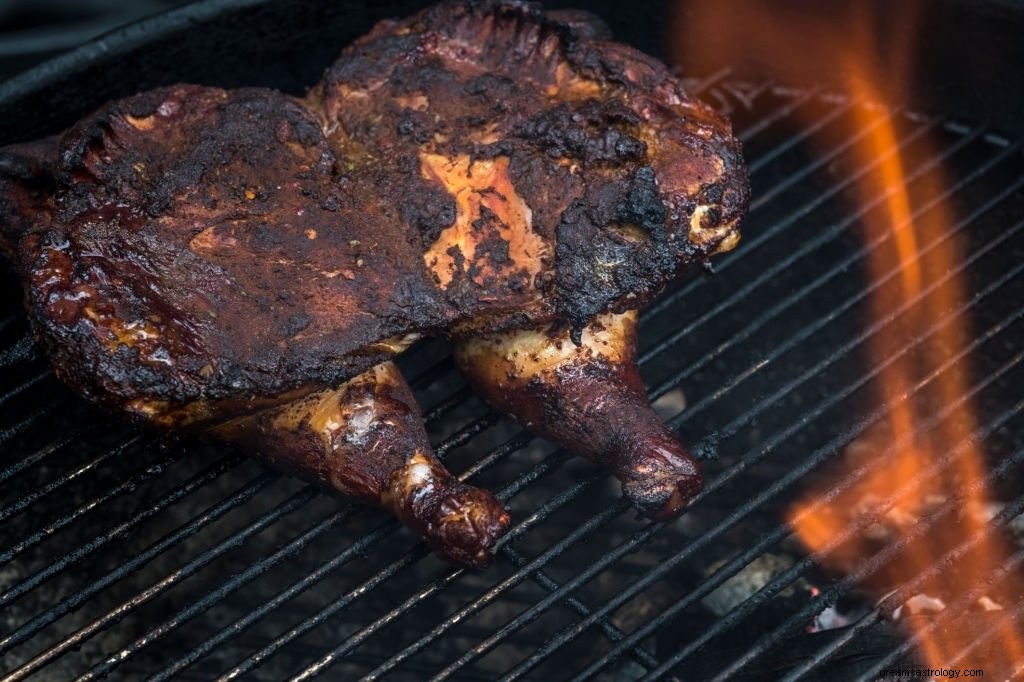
[{"x1": 0, "y1": 1, "x2": 748, "y2": 566}]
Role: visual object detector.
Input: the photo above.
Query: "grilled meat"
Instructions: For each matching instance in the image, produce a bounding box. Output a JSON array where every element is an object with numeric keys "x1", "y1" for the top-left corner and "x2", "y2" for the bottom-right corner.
[
  {"x1": 0, "y1": 0, "x2": 748, "y2": 566},
  {"x1": 455, "y1": 311, "x2": 702, "y2": 519}
]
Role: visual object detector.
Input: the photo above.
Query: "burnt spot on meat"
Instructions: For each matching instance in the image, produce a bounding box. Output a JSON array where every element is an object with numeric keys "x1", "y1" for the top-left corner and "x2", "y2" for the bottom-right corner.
[
  {"x1": 517, "y1": 100, "x2": 647, "y2": 165},
  {"x1": 555, "y1": 165, "x2": 675, "y2": 333},
  {"x1": 0, "y1": 0, "x2": 747, "y2": 423},
  {"x1": 399, "y1": 181, "x2": 458, "y2": 248},
  {"x1": 618, "y1": 166, "x2": 669, "y2": 239},
  {"x1": 0, "y1": 0, "x2": 749, "y2": 568}
]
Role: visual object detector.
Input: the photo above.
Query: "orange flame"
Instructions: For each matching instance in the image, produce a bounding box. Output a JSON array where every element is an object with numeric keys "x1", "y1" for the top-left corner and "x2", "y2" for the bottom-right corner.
[
  {"x1": 793, "y1": 59, "x2": 1023, "y2": 672},
  {"x1": 674, "y1": 0, "x2": 1024, "y2": 674}
]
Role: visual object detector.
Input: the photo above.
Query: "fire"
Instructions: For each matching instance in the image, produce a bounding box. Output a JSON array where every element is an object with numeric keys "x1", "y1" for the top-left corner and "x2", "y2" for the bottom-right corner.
[
  {"x1": 674, "y1": 0, "x2": 1024, "y2": 675},
  {"x1": 790, "y1": 60, "x2": 1024, "y2": 673}
]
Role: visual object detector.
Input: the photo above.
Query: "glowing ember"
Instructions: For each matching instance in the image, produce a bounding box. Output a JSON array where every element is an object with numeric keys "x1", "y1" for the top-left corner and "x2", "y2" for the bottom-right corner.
[{"x1": 675, "y1": 0, "x2": 1024, "y2": 675}]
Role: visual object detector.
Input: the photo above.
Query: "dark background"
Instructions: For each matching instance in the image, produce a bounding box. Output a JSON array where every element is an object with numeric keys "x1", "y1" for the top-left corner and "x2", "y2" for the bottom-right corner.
[{"x1": 1, "y1": 0, "x2": 1023, "y2": 145}]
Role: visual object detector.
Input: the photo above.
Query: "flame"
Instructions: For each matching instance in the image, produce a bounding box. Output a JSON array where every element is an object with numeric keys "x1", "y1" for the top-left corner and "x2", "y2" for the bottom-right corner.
[
  {"x1": 674, "y1": 0, "x2": 1024, "y2": 674},
  {"x1": 797, "y1": 60, "x2": 1024, "y2": 673}
]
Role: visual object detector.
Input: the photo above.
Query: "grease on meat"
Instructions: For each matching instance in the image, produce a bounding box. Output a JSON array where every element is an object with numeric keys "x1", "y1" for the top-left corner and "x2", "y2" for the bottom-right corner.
[{"x1": 0, "y1": 1, "x2": 748, "y2": 565}]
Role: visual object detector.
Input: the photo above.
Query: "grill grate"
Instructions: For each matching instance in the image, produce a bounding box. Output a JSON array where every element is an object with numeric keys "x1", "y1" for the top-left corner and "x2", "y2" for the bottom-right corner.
[{"x1": 1, "y1": 75, "x2": 1022, "y2": 680}]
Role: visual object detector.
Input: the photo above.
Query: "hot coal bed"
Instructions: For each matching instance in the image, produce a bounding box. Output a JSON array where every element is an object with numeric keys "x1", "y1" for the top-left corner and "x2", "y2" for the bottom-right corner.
[{"x1": 1, "y1": 4, "x2": 1023, "y2": 682}]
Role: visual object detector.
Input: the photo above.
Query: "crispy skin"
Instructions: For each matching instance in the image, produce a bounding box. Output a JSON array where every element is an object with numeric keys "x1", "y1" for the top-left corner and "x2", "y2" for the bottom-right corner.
[
  {"x1": 0, "y1": 1, "x2": 746, "y2": 420},
  {"x1": 210, "y1": 362, "x2": 510, "y2": 567},
  {"x1": 0, "y1": 1, "x2": 749, "y2": 565},
  {"x1": 456, "y1": 312, "x2": 701, "y2": 518},
  {"x1": 2, "y1": 86, "x2": 449, "y2": 423},
  {"x1": 321, "y1": 0, "x2": 747, "y2": 338}
]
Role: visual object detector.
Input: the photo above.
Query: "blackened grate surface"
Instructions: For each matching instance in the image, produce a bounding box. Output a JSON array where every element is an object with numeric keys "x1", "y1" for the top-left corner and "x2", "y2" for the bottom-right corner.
[{"x1": 1, "y1": 76, "x2": 1023, "y2": 681}]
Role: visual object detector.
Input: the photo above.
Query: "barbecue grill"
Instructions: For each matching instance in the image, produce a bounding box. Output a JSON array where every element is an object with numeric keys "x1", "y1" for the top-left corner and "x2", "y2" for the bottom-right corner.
[{"x1": 1, "y1": 1, "x2": 1022, "y2": 680}]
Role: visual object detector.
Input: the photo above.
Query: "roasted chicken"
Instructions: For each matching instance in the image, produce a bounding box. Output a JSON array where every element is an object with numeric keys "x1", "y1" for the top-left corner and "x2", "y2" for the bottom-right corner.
[{"x1": 0, "y1": 1, "x2": 748, "y2": 566}]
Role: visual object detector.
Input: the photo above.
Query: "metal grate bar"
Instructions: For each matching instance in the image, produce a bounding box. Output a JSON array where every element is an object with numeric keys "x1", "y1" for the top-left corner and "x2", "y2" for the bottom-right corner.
[
  {"x1": 642, "y1": 107, "x2": 932, "y2": 322},
  {"x1": 662, "y1": 198, "x2": 1022, "y2": 453},
  {"x1": 745, "y1": 100, "x2": 854, "y2": 175},
  {"x1": 344, "y1": 478, "x2": 641, "y2": 682},
  {"x1": 440, "y1": 539, "x2": 661, "y2": 679},
  {"x1": 0, "y1": 424, "x2": 93, "y2": 486},
  {"x1": 950, "y1": 615, "x2": 1024, "y2": 677},
  {"x1": 699, "y1": 443, "x2": 1024, "y2": 682},
  {"x1": 655, "y1": 162, "x2": 1023, "y2": 429},
  {"x1": 0, "y1": 453, "x2": 246, "y2": 653},
  {"x1": 852, "y1": 517, "x2": 1024, "y2": 681},
  {"x1": 141, "y1": 433, "x2": 565, "y2": 677},
  {"x1": 336, "y1": 497, "x2": 601, "y2": 678},
  {"x1": 784, "y1": 611, "x2": 885, "y2": 682},
  {"x1": 682, "y1": 66, "x2": 732, "y2": 96},
  {"x1": 462, "y1": 430, "x2": 536, "y2": 483},
  {"x1": 0, "y1": 406, "x2": 54, "y2": 450},
  {"x1": 497, "y1": 546, "x2": 660, "y2": 670},
  {"x1": 146, "y1": 454, "x2": 576, "y2": 678},
  {"x1": 786, "y1": 519, "x2": 1024, "y2": 681},
  {"x1": 945, "y1": 566, "x2": 1024, "y2": 677},
  {"x1": 0, "y1": 368, "x2": 49, "y2": 407},
  {"x1": 650, "y1": 140, "x2": 1021, "y2": 412},
  {"x1": 187, "y1": 440, "x2": 582, "y2": 676},
  {"x1": 422, "y1": 385, "x2": 472, "y2": 423},
  {"x1": 732, "y1": 87, "x2": 820, "y2": 142},
  {"x1": 7, "y1": 485, "x2": 320, "y2": 681},
  {"x1": 608, "y1": 391, "x2": 1024, "y2": 682},
  {"x1": 650, "y1": 194, "x2": 1023, "y2": 478},
  {"x1": 407, "y1": 356, "x2": 456, "y2": 392},
  {"x1": 577, "y1": 337, "x2": 1024, "y2": 682},
  {"x1": 0, "y1": 438, "x2": 170, "y2": 565},
  {"x1": 0, "y1": 434, "x2": 143, "y2": 524},
  {"x1": 505, "y1": 261, "x2": 1024, "y2": 679},
  {"x1": 434, "y1": 411, "x2": 502, "y2": 458},
  {"x1": 145, "y1": 505, "x2": 367, "y2": 681},
  {"x1": 710, "y1": 443, "x2": 1024, "y2": 682},
  {"x1": 290, "y1": 482, "x2": 626, "y2": 682},
  {"x1": 742, "y1": 105, "x2": 883, "y2": 211},
  {"x1": 640, "y1": 119, "x2": 983, "y2": 368},
  {"x1": 223, "y1": 473, "x2": 609, "y2": 680},
  {"x1": 69, "y1": 481, "x2": 319, "y2": 675},
  {"x1": 571, "y1": 248, "x2": 1024, "y2": 677},
  {"x1": 0, "y1": 332, "x2": 33, "y2": 367},
  {"x1": 212, "y1": 519, "x2": 418, "y2": 680},
  {"x1": 339, "y1": 146, "x2": 1019, "y2": 675}
]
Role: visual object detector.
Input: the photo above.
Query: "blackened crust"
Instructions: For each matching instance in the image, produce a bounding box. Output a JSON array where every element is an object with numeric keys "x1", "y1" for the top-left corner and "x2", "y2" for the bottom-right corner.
[
  {"x1": 324, "y1": 0, "x2": 749, "y2": 337},
  {"x1": 0, "y1": 0, "x2": 748, "y2": 420},
  {"x1": 12, "y1": 85, "x2": 448, "y2": 415}
]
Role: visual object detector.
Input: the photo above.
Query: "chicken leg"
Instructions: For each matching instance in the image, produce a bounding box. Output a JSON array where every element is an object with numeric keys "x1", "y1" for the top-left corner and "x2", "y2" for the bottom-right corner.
[
  {"x1": 454, "y1": 312, "x2": 701, "y2": 519},
  {"x1": 209, "y1": 361, "x2": 511, "y2": 567},
  {"x1": 0, "y1": 1, "x2": 748, "y2": 567}
]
